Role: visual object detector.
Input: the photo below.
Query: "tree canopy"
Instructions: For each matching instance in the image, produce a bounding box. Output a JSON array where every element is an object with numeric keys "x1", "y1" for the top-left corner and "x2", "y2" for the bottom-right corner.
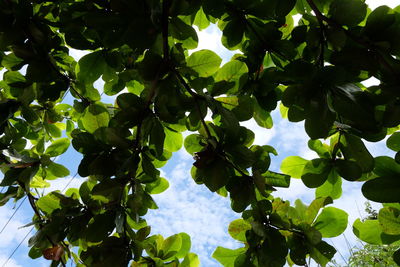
[{"x1": 0, "y1": 0, "x2": 400, "y2": 266}]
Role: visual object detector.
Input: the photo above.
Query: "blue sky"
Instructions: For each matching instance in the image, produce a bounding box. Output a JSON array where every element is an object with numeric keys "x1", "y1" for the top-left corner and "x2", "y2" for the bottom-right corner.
[{"x1": 0, "y1": 0, "x2": 398, "y2": 266}]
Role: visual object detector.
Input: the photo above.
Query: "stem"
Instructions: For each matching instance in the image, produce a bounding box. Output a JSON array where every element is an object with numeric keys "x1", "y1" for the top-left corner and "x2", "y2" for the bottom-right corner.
[
  {"x1": 172, "y1": 69, "x2": 213, "y2": 139},
  {"x1": 161, "y1": 0, "x2": 212, "y2": 139},
  {"x1": 314, "y1": 7, "x2": 326, "y2": 67},
  {"x1": 17, "y1": 182, "x2": 67, "y2": 267},
  {"x1": 161, "y1": 0, "x2": 171, "y2": 61},
  {"x1": 220, "y1": 154, "x2": 250, "y2": 178}
]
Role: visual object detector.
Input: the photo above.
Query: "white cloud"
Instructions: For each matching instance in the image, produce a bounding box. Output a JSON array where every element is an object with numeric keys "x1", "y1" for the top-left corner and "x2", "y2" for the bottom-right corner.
[
  {"x1": 270, "y1": 110, "x2": 311, "y2": 155},
  {"x1": 366, "y1": 0, "x2": 399, "y2": 9},
  {"x1": 273, "y1": 178, "x2": 315, "y2": 204},
  {"x1": 328, "y1": 181, "x2": 382, "y2": 265},
  {"x1": 365, "y1": 137, "x2": 395, "y2": 158},
  {"x1": 0, "y1": 205, "x2": 31, "y2": 249},
  {"x1": 3, "y1": 2, "x2": 398, "y2": 266},
  {"x1": 241, "y1": 119, "x2": 276, "y2": 146},
  {"x1": 43, "y1": 175, "x2": 84, "y2": 195},
  {"x1": 145, "y1": 161, "x2": 241, "y2": 266},
  {"x1": 192, "y1": 25, "x2": 237, "y2": 63},
  {"x1": 69, "y1": 48, "x2": 89, "y2": 61},
  {"x1": 0, "y1": 255, "x2": 24, "y2": 267}
]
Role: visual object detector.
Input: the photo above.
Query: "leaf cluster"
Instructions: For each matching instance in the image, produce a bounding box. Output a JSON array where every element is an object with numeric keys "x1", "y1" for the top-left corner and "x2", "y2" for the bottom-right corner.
[{"x1": 0, "y1": 0, "x2": 400, "y2": 266}]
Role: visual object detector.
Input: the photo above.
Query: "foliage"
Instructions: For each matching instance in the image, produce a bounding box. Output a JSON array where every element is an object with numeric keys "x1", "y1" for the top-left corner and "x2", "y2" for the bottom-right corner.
[
  {"x1": 0, "y1": 0, "x2": 400, "y2": 266},
  {"x1": 347, "y1": 243, "x2": 400, "y2": 267},
  {"x1": 343, "y1": 203, "x2": 400, "y2": 267}
]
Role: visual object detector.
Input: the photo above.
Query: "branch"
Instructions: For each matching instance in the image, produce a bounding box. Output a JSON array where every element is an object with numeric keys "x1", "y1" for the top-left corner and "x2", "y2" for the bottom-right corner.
[
  {"x1": 22, "y1": 26, "x2": 92, "y2": 105},
  {"x1": 218, "y1": 154, "x2": 250, "y2": 178},
  {"x1": 311, "y1": 2, "x2": 326, "y2": 67},
  {"x1": 161, "y1": 0, "x2": 171, "y2": 61},
  {"x1": 172, "y1": 69, "x2": 213, "y2": 139},
  {"x1": 17, "y1": 181, "x2": 67, "y2": 267},
  {"x1": 161, "y1": 0, "x2": 212, "y2": 140}
]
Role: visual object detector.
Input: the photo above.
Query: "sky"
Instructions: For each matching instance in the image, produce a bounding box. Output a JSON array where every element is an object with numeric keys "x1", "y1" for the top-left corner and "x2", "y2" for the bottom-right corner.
[{"x1": 1, "y1": 1, "x2": 399, "y2": 266}]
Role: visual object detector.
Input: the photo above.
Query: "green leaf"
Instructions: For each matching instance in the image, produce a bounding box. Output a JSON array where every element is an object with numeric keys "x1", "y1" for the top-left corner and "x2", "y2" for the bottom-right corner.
[
  {"x1": 164, "y1": 127, "x2": 183, "y2": 152},
  {"x1": 181, "y1": 252, "x2": 200, "y2": 267},
  {"x1": 379, "y1": 207, "x2": 400, "y2": 235},
  {"x1": 86, "y1": 211, "x2": 116, "y2": 243},
  {"x1": 387, "y1": 132, "x2": 400, "y2": 152},
  {"x1": 186, "y1": 49, "x2": 222, "y2": 77},
  {"x1": 308, "y1": 139, "x2": 330, "y2": 158},
  {"x1": 221, "y1": 19, "x2": 245, "y2": 49},
  {"x1": 280, "y1": 156, "x2": 308, "y2": 178},
  {"x1": 76, "y1": 51, "x2": 107, "y2": 84},
  {"x1": 193, "y1": 7, "x2": 210, "y2": 30},
  {"x1": 1, "y1": 53, "x2": 24, "y2": 69},
  {"x1": 259, "y1": 228, "x2": 288, "y2": 267},
  {"x1": 226, "y1": 176, "x2": 254, "y2": 213},
  {"x1": 309, "y1": 241, "x2": 336, "y2": 266},
  {"x1": 160, "y1": 234, "x2": 182, "y2": 260},
  {"x1": 212, "y1": 247, "x2": 246, "y2": 267},
  {"x1": 362, "y1": 176, "x2": 400, "y2": 203},
  {"x1": 334, "y1": 159, "x2": 362, "y2": 181},
  {"x1": 251, "y1": 145, "x2": 273, "y2": 173},
  {"x1": 340, "y1": 133, "x2": 374, "y2": 173},
  {"x1": 315, "y1": 170, "x2": 342, "y2": 200},
  {"x1": 306, "y1": 197, "x2": 333, "y2": 224},
  {"x1": 91, "y1": 179, "x2": 123, "y2": 203},
  {"x1": 313, "y1": 207, "x2": 348, "y2": 237},
  {"x1": 264, "y1": 171, "x2": 291, "y2": 188},
  {"x1": 353, "y1": 219, "x2": 400, "y2": 245},
  {"x1": 36, "y1": 192, "x2": 62, "y2": 215},
  {"x1": 81, "y1": 103, "x2": 110, "y2": 133},
  {"x1": 301, "y1": 158, "x2": 332, "y2": 188},
  {"x1": 174, "y1": 233, "x2": 192, "y2": 259},
  {"x1": 304, "y1": 98, "x2": 335, "y2": 139},
  {"x1": 170, "y1": 17, "x2": 198, "y2": 49},
  {"x1": 45, "y1": 138, "x2": 70, "y2": 157},
  {"x1": 149, "y1": 119, "x2": 165, "y2": 158},
  {"x1": 45, "y1": 123, "x2": 62, "y2": 138},
  {"x1": 329, "y1": 0, "x2": 367, "y2": 26},
  {"x1": 145, "y1": 177, "x2": 169, "y2": 194},
  {"x1": 228, "y1": 219, "x2": 251, "y2": 242},
  {"x1": 394, "y1": 248, "x2": 400, "y2": 265},
  {"x1": 0, "y1": 187, "x2": 18, "y2": 206},
  {"x1": 195, "y1": 158, "x2": 231, "y2": 192},
  {"x1": 253, "y1": 104, "x2": 273, "y2": 129},
  {"x1": 47, "y1": 162, "x2": 70, "y2": 177},
  {"x1": 214, "y1": 60, "x2": 248, "y2": 93},
  {"x1": 373, "y1": 156, "x2": 400, "y2": 176},
  {"x1": 184, "y1": 134, "x2": 204, "y2": 155}
]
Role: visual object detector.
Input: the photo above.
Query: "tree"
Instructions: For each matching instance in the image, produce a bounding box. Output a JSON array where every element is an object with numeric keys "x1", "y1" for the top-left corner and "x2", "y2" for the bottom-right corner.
[
  {"x1": 330, "y1": 203, "x2": 400, "y2": 267},
  {"x1": 347, "y1": 243, "x2": 400, "y2": 267},
  {"x1": 0, "y1": 0, "x2": 399, "y2": 266}
]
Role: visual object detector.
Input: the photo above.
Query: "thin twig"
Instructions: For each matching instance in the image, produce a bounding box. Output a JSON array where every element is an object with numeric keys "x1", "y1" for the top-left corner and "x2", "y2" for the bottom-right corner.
[
  {"x1": 172, "y1": 69, "x2": 212, "y2": 139},
  {"x1": 219, "y1": 154, "x2": 249, "y2": 178},
  {"x1": 161, "y1": 0, "x2": 171, "y2": 61},
  {"x1": 17, "y1": 181, "x2": 67, "y2": 267}
]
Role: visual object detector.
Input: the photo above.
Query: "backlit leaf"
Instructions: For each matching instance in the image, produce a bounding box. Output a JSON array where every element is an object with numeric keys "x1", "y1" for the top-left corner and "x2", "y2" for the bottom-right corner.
[
  {"x1": 45, "y1": 138, "x2": 70, "y2": 157},
  {"x1": 186, "y1": 50, "x2": 222, "y2": 77},
  {"x1": 313, "y1": 207, "x2": 348, "y2": 237}
]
